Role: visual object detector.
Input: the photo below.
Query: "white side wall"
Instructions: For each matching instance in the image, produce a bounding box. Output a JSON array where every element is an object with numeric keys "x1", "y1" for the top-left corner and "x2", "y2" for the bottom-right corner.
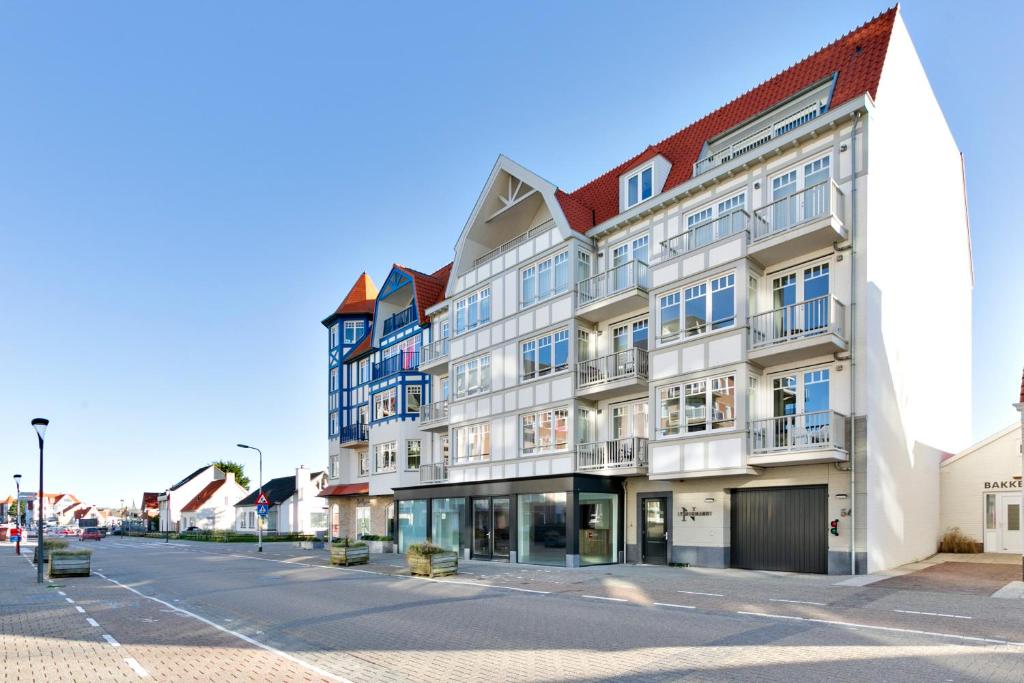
[{"x1": 864, "y1": 12, "x2": 973, "y2": 571}]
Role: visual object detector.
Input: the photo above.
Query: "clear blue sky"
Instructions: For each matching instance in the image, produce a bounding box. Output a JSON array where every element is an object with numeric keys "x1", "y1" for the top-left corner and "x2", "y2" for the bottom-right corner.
[{"x1": 2, "y1": 1, "x2": 1020, "y2": 507}]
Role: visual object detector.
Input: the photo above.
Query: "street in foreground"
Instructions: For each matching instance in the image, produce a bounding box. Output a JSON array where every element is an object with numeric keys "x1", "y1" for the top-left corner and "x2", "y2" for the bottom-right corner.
[{"x1": 1, "y1": 538, "x2": 1022, "y2": 682}]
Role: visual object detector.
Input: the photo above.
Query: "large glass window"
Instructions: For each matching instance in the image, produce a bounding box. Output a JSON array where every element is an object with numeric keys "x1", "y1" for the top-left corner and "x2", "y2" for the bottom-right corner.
[
  {"x1": 398, "y1": 499, "x2": 427, "y2": 553},
  {"x1": 431, "y1": 498, "x2": 466, "y2": 553},
  {"x1": 406, "y1": 440, "x2": 421, "y2": 470},
  {"x1": 659, "y1": 272, "x2": 736, "y2": 342},
  {"x1": 658, "y1": 374, "x2": 735, "y2": 436},
  {"x1": 453, "y1": 422, "x2": 491, "y2": 463},
  {"x1": 375, "y1": 441, "x2": 397, "y2": 472},
  {"x1": 343, "y1": 321, "x2": 362, "y2": 344},
  {"x1": 453, "y1": 355, "x2": 490, "y2": 399},
  {"x1": 406, "y1": 385, "x2": 422, "y2": 414},
  {"x1": 374, "y1": 388, "x2": 397, "y2": 420},
  {"x1": 455, "y1": 287, "x2": 491, "y2": 334},
  {"x1": 521, "y1": 329, "x2": 569, "y2": 381},
  {"x1": 579, "y1": 493, "x2": 619, "y2": 566},
  {"x1": 356, "y1": 505, "x2": 371, "y2": 537},
  {"x1": 329, "y1": 323, "x2": 339, "y2": 348},
  {"x1": 521, "y1": 407, "x2": 569, "y2": 454},
  {"x1": 517, "y1": 493, "x2": 567, "y2": 566},
  {"x1": 521, "y1": 251, "x2": 570, "y2": 307}
]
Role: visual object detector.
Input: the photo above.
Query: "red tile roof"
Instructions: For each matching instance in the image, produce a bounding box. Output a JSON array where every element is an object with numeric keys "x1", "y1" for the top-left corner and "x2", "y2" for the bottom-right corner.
[
  {"x1": 395, "y1": 262, "x2": 453, "y2": 325},
  {"x1": 343, "y1": 333, "x2": 374, "y2": 363},
  {"x1": 317, "y1": 483, "x2": 369, "y2": 498},
  {"x1": 330, "y1": 272, "x2": 378, "y2": 318},
  {"x1": 555, "y1": 7, "x2": 897, "y2": 233},
  {"x1": 180, "y1": 480, "x2": 227, "y2": 513}
]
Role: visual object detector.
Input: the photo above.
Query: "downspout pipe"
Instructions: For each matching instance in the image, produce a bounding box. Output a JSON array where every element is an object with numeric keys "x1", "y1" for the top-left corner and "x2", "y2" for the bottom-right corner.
[{"x1": 848, "y1": 111, "x2": 861, "y2": 574}]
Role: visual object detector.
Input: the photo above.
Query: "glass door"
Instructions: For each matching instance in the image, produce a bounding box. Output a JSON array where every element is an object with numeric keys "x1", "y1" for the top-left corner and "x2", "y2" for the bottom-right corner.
[
  {"x1": 641, "y1": 497, "x2": 668, "y2": 564},
  {"x1": 492, "y1": 498, "x2": 511, "y2": 560},
  {"x1": 472, "y1": 497, "x2": 511, "y2": 561},
  {"x1": 472, "y1": 498, "x2": 492, "y2": 559}
]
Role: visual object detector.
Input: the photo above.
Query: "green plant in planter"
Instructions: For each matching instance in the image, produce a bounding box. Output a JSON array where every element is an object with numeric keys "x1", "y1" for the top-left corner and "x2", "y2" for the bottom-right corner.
[
  {"x1": 330, "y1": 537, "x2": 369, "y2": 566},
  {"x1": 49, "y1": 548, "x2": 92, "y2": 578},
  {"x1": 407, "y1": 543, "x2": 446, "y2": 556},
  {"x1": 331, "y1": 537, "x2": 367, "y2": 548}
]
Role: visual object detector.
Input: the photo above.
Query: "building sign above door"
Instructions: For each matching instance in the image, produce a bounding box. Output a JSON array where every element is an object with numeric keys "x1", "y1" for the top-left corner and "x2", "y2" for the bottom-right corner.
[
  {"x1": 678, "y1": 506, "x2": 712, "y2": 521},
  {"x1": 983, "y1": 479, "x2": 1021, "y2": 490}
]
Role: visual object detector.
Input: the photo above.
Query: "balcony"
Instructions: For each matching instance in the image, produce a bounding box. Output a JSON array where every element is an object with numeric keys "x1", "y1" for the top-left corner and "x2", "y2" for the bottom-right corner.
[
  {"x1": 658, "y1": 209, "x2": 749, "y2": 261},
  {"x1": 339, "y1": 423, "x2": 369, "y2": 447},
  {"x1": 419, "y1": 462, "x2": 449, "y2": 483},
  {"x1": 576, "y1": 437, "x2": 649, "y2": 475},
  {"x1": 576, "y1": 348, "x2": 649, "y2": 400},
  {"x1": 749, "y1": 411, "x2": 848, "y2": 466},
  {"x1": 474, "y1": 219, "x2": 556, "y2": 268},
  {"x1": 381, "y1": 305, "x2": 417, "y2": 336},
  {"x1": 748, "y1": 295, "x2": 847, "y2": 366},
  {"x1": 420, "y1": 338, "x2": 449, "y2": 374},
  {"x1": 372, "y1": 352, "x2": 419, "y2": 381},
  {"x1": 575, "y1": 259, "x2": 649, "y2": 322},
  {"x1": 419, "y1": 400, "x2": 449, "y2": 431},
  {"x1": 749, "y1": 180, "x2": 846, "y2": 266}
]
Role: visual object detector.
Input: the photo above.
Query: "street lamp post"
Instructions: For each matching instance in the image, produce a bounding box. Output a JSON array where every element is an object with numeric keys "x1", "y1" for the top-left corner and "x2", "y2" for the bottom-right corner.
[
  {"x1": 237, "y1": 444, "x2": 263, "y2": 553},
  {"x1": 121, "y1": 498, "x2": 125, "y2": 538},
  {"x1": 32, "y1": 418, "x2": 49, "y2": 584},
  {"x1": 13, "y1": 474, "x2": 22, "y2": 555}
]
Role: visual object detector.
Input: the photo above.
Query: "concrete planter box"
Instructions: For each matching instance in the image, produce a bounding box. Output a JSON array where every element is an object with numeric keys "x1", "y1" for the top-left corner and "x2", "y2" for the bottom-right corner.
[
  {"x1": 407, "y1": 551, "x2": 458, "y2": 577},
  {"x1": 330, "y1": 544, "x2": 369, "y2": 566},
  {"x1": 366, "y1": 540, "x2": 394, "y2": 554},
  {"x1": 49, "y1": 553, "x2": 91, "y2": 578}
]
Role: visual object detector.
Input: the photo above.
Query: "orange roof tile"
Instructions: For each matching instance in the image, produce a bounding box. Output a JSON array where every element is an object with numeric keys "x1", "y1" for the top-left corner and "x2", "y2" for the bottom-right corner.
[
  {"x1": 180, "y1": 480, "x2": 227, "y2": 513},
  {"x1": 326, "y1": 272, "x2": 378, "y2": 323},
  {"x1": 556, "y1": 7, "x2": 897, "y2": 233}
]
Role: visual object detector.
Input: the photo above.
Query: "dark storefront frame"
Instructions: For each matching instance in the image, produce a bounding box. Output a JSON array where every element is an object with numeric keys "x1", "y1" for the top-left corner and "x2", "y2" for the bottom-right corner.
[{"x1": 394, "y1": 474, "x2": 625, "y2": 567}]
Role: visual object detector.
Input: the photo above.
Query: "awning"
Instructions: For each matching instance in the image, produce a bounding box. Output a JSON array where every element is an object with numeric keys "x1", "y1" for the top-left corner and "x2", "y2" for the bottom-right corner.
[{"x1": 317, "y1": 483, "x2": 369, "y2": 498}]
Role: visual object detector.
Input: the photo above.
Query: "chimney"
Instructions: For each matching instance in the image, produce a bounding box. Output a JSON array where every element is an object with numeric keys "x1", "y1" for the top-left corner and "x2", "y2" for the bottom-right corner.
[
  {"x1": 224, "y1": 471, "x2": 235, "y2": 485},
  {"x1": 295, "y1": 465, "x2": 310, "y2": 501}
]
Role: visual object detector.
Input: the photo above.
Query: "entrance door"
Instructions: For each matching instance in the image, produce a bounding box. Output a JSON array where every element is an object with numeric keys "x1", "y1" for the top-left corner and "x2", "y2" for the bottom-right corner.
[
  {"x1": 472, "y1": 497, "x2": 511, "y2": 561},
  {"x1": 997, "y1": 493, "x2": 1022, "y2": 553},
  {"x1": 731, "y1": 486, "x2": 827, "y2": 573},
  {"x1": 641, "y1": 497, "x2": 668, "y2": 564}
]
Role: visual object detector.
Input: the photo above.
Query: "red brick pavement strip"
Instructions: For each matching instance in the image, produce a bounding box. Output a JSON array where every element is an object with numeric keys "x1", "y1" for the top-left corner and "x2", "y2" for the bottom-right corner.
[
  {"x1": 0, "y1": 546, "x2": 343, "y2": 682},
  {"x1": 871, "y1": 562, "x2": 1022, "y2": 596}
]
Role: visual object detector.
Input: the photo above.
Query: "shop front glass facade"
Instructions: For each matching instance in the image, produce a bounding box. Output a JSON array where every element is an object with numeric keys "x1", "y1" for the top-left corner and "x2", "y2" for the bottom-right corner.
[
  {"x1": 517, "y1": 492, "x2": 567, "y2": 566},
  {"x1": 431, "y1": 497, "x2": 466, "y2": 553},
  {"x1": 578, "y1": 492, "x2": 618, "y2": 565},
  {"x1": 398, "y1": 499, "x2": 427, "y2": 552}
]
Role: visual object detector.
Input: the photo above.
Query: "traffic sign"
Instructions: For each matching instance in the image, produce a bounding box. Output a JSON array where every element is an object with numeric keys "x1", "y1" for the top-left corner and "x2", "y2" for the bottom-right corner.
[
  {"x1": 256, "y1": 504, "x2": 269, "y2": 517},
  {"x1": 255, "y1": 491, "x2": 269, "y2": 506}
]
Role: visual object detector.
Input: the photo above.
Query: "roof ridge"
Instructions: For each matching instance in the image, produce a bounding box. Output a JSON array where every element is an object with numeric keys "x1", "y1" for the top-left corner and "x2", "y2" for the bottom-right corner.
[{"x1": 563, "y1": 5, "x2": 898, "y2": 199}]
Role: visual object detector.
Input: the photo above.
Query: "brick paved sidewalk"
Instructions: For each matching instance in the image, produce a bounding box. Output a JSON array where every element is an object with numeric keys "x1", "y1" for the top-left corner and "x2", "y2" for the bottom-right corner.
[{"x1": 0, "y1": 544, "x2": 342, "y2": 682}]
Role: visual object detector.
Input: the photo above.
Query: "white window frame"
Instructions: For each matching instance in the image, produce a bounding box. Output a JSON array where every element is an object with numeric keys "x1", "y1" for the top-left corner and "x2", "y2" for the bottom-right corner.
[
  {"x1": 453, "y1": 354, "x2": 491, "y2": 400},
  {"x1": 520, "y1": 406, "x2": 569, "y2": 455},
  {"x1": 520, "y1": 328, "x2": 570, "y2": 381},
  {"x1": 520, "y1": 250, "x2": 570, "y2": 308},
  {"x1": 406, "y1": 384, "x2": 422, "y2": 414},
  {"x1": 624, "y1": 164, "x2": 654, "y2": 209},
  {"x1": 373, "y1": 388, "x2": 397, "y2": 420},
  {"x1": 329, "y1": 412, "x2": 338, "y2": 436},
  {"x1": 329, "y1": 367, "x2": 339, "y2": 392},
  {"x1": 657, "y1": 373, "x2": 736, "y2": 437},
  {"x1": 406, "y1": 439, "x2": 421, "y2": 471},
  {"x1": 329, "y1": 323, "x2": 339, "y2": 348},
  {"x1": 358, "y1": 358, "x2": 370, "y2": 384},
  {"x1": 343, "y1": 320, "x2": 362, "y2": 345},
  {"x1": 375, "y1": 441, "x2": 397, "y2": 473},
  {"x1": 329, "y1": 454, "x2": 340, "y2": 479},
  {"x1": 657, "y1": 271, "x2": 736, "y2": 343},
  {"x1": 453, "y1": 422, "x2": 491, "y2": 463},
  {"x1": 358, "y1": 451, "x2": 369, "y2": 477},
  {"x1": 454, "y1": 287, "x2": 491, "y2": 335}
]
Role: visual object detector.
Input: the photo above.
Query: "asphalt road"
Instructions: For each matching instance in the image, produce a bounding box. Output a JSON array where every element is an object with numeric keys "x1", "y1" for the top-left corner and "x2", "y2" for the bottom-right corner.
[{"x1": 76, "y1": 537, "x2": 1024, "y2": 682}]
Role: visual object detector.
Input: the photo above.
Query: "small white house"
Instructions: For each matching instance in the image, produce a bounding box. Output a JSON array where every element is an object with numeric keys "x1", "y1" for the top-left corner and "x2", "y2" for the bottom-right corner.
[
  {"x1": 940, "y1": 424, "x2": 1022, "y2": 553},
  {"x1": 159, "y1": 465, "x2": 247, "y2": 532},
  {"x1": 178, "y1": 471, "x2": 249, "y2": 530},
  {"x1": 235, "y1": 466, "x2": 327, "y2": 535}
]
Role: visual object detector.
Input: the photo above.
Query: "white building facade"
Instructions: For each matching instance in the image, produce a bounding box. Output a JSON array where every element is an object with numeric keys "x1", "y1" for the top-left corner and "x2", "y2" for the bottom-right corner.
[{"x1": 326, "y1": 7, "x2": 972, "y2": 573}]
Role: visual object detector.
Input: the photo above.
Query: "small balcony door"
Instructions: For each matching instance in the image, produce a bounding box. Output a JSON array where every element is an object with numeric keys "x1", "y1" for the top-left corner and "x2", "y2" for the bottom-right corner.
[
  {"x1": 770, "y1": 155, "x2": 831, "y2": 231},
  {"x1": 611, "y1": 318, "x2": 648, "y2": 376},
  {"x1": 771, "y1": 262, "x2": 830, "y2": 337},
  {"x1": 358, "y1": 405, "x2": 369, "y2": 426},
  {"x1": 768, "y1": 368, "x2": 831, "y2": 448},
  {"x1": 612, "y1": 401, "x2": 649, "y2": 440},
  {"x1": 611, "y1": 235, "x2": 649, "y2": 292}
]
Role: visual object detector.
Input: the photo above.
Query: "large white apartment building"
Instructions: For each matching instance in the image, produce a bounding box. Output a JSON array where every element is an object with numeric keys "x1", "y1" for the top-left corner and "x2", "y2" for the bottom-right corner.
[{"x1": 323, "y1": 7, "x2": 972, "y2": 573}]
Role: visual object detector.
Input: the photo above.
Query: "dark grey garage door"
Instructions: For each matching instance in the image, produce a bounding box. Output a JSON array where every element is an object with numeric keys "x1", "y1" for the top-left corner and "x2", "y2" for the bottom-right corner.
[{"x1": 731, "y1": 486, "x2": 827, "y2": 574}]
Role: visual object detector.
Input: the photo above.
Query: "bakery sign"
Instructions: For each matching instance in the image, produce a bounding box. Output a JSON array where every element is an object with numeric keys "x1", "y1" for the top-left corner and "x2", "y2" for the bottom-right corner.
[
  {"x1": 983, "y1": 478, "x2": 1021, "y2": 490},
  {"x1": 679, "y1": 506, "x2": 712, "y2": 521}
]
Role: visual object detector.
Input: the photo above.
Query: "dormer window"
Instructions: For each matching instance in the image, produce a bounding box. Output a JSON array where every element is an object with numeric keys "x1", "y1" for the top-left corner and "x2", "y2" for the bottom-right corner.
[{"x1": 626, "y1": 166, "x2": 653, "y2": 209}]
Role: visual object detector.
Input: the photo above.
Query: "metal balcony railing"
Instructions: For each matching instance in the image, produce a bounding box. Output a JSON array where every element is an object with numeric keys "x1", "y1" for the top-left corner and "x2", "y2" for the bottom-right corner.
[
  {"x1": 474, "y1": 219, "x2": 556, "y2": 267},
  {"x1": 660, "y1": 209, "x2": 749, "y2": 259},
  {"x1": 577, "y1": 348, "x2": 649, "y2": 389},
  {"x1": 421, "y1": 338, "x2": 449, "y2": 365},
  {"x1": 339, "y1": 423, "x2": 368, "y2": 444},
  {"x1": 749, "y1": 411, "x2": 848, "y2": 454},
  {"x1": 576, "y1": 437, "x2": 649, "y2": 471},
  {"x1": 749, "y1": 295, "x2": 846, "y2": 349},
  {"x1": 372, "y1": 352, "x2": 419, "y2": 380},
  {"x1": 419, "y1": 462, "x2": 449, "y2": 483},
  {"x1": 693, "y1": 100, "x2": 824, "y2": 176},
  {"x1": 419, "y1": 400, "x2": 449, "y2": 424},
  {"x1": 381, "y1": 306, "x2": 417, "y2": 336},
  {"x1": 751, "y1": 180, "x2": 845, "y2": 241},
  {"x1": 576, "y1": 259, "x2": 649, "y2": 308}
]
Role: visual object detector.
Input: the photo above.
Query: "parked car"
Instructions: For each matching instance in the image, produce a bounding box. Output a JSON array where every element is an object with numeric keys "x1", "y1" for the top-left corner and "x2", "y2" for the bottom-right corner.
[
  {"x1": 80, "y1": 528, "x2": 102, "y2": 541},
  {"x1": 184, "y1": 526, "x2": 201, "y2": 532}
]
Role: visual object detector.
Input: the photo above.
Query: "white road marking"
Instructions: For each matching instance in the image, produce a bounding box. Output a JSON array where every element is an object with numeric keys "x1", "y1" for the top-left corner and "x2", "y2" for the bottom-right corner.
[
  {"x1": 124, "y1": 657, "x2": 150, "y2": 678},
  {"x1": 582, "y1": 595, "x2": 628, "y2": 602},
  {"x1": 75, "y1": 605, "x2": 85, "y2": 613},
  {"x1": 737, "y1": 610, "x2": 1022, "y2": 646},
  {"x1": 57, "y1": 590, "x2": 66, "y2": 596},
  {"x1": 86, "y1": 618, "x2": 99, "y2": 627},
  {"x1": 95, "y1": 573, "x2": 352, "y2": 682},
  {"x1": 65, "y1": 597, "x2": 75, "y2": 604},
  {"x1": 894, "y1": 609, "x2": 972, "y2": 620},
  {"x1": 769, "y1": 598, "x2": 826, "y2": 606},
  {"x1": 654, "y1": 602, "x2": 696, "y2": 609},
  {"x1": 102, "y1": 634, "x2": 121, "y2": 647},
  {"x1": 678, "y1": 590, "x2": 724, "y2": 597}
]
